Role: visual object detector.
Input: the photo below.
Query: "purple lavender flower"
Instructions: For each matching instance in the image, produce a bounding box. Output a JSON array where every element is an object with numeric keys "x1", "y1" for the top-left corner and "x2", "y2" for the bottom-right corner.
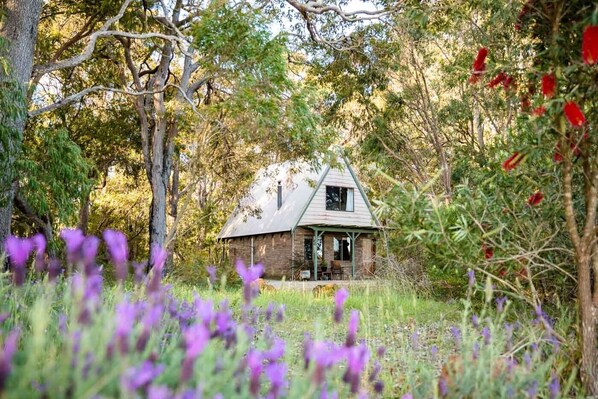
[
  {"x1": 0, "y1": 328, "x2": 20, "y2": 392},
  {"x1": 495, "y1": 296, "x2": 507, "y2": 313},
  {"x1": 430, "y1": 345, "x2": 438, "y2": 360},
  {"x1": 504, "y1": 323, "x2": 514, "y2": 350},
  {"x1": 81, "y1": 236, "x2": 100, "y2": 275},
  {"x1": 334, "y1": 288, "x2": 349, "y2": 323},
  {"x1": 48, "y1": 259, "x2": 62, "y2": 282},
  {"x1": 194, "y1": 297, "x2": 214, "y2": 327},
  {"x1": 527, "y1": 380, "x2": 538, "y2": 398},
  {"x1": 374, "y1": 380, "x2": 384, "y2": 394},
  {"x1": 549, "y1": 372, "x2": 560, "y2": 399},
  {"x1": 148, "y1": 385, "x2": 172, "y2": 399},
  {"x1": 450, "y1": 326, "x2": 461, "y2": 347},
  {"x1": 438, "y1": 375, "x2": 448, "y2": 397},
  {"x1": 377, "y1": 346, "x2": 386, "y2": 358},
  {"x1": 343, "y1": 343, "x2": 370, "y2": 394},
  {"x1": 276, "y1": 304, "x2": 285, "y2": 323},
  {"x1": 4, "y1": 236, "x2": 33, "y2": 285},
  {"x1": 121, "y1": 361, "x2": 165, "y2": 392},
  {"x1": 471, "y1": 314, "x2": 479, "y2": 328},
  {"x1": 369, "y1": 360, "x2": 381, "y2": 382},
  {"x1": 103, "y1": 229, "x2": 128, "y2": 282},
  {"x1": 472, "y1": 341, "x2": 480, "y2": 360},
  {"x1": 147, "y1": 244, "x2": 167, "y2": 294},
  {"x1": 136, "y1": 304, "x2": 164, "y2": 352},
  {"x1": 247, "y1": 350, "x2": 263, "y2": 397},
  {"x1": 467, "y1": 269, "x2": 475, "y2": 288},
  {"x1": 346, "y1": 310, "x2": 359, "y2": 347},
  {"x1": 265, "y1": 303, "x2": 274, "y2": 321},
  {"x1": 410, "y1": 330, "x2": 419, "y2": 351},
  {"x1": 505, "y1": 357, "x2": 518, "y2": 373},
  {"x1": 523, "y1": 352, "x2": 532, "y2": 370},
  {"x1": 481, "y1": 326, "x2": 491, "y2": 345},
  {"x1": 265, "y1": 362, "x2": 287, "y2": 399},
  {"x1": 115, "y1": 299, "x2": 137, "y2": 354},
  {"x1": 401, "y1": 393, "x2": 413, "y2": 399},
  {"x1": 132, "y1": 262, "x2": 147, "y2": 285},
  {"x1": 236, "y1": 260, "x2": 263, "y2": 304},
  {"x1": 180, "y1": 323, "x2": 210, "y2": 382},
  {"x1": 206, "y1": 265, "x2": 217, "y2": 286},
  {"x1": 60, "y1": 228, "x2": 85, "y2": 262},
  {"x1": 263, "y1": 338, "x2": 285, "y2": 362},
  {"x1": 31, "y1": 233, "x2": 46, "y2": 273}
]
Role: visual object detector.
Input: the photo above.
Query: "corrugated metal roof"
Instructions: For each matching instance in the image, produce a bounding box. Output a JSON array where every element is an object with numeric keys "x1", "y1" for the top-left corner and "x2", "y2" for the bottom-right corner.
[
  {"x1": 217, "y1": 158, "x2": 380, "y2": 239},
  {"x1": 217, "y1": 161, "x2": 323, "y2": 239}
]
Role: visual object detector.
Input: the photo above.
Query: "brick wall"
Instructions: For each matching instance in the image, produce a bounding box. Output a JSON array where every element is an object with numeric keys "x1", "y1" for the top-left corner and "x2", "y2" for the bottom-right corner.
[{"x1": 226, "y1": 229, "x2": 376, "y2": 280}]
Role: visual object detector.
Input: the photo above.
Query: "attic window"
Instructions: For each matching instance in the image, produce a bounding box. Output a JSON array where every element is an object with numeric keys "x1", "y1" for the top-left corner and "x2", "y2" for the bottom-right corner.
[{"x1": 325, "y1": 186, "x2": 354, "y2": 211}]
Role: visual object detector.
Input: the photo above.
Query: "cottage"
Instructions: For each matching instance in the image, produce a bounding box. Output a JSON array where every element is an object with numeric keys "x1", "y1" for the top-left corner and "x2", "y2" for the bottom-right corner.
[{"x1": 217, "y1": 157, "x2": 381, "y2": 280}]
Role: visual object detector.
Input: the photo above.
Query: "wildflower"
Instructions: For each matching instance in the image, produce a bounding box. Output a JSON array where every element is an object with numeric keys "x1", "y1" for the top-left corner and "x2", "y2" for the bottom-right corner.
[
  {"x1": 481, "y1": 326, "x2": 491, "y2": 345},
  {"x1": 438, "y1": 375, "x2": 449, "y2": 397},
  {"x1": 247, "y1": 350, "x2": 263, "y2": 397},
  {"x1": 48, "y1": 259, "x2": 62, "y2": 282},
  {"x1": 450, "y1": 326, "x2": 461, "y2": 347},
  {"x1": 532, "y1": 105, "x2": 546, "y2": 117},
  {"x1": 31, "y1": 233, "x2": 46, "y2": 273},
  {"x1": 334, "y1": 288, "x2": 349, "y2": 323},
  {"x1": 487, "y1": 72, "x2": 507, "y2": 88},
  {"x1": 0, "y1": 328, "x2": 20, "y2": 392},
  {"x1": 103, "y1": 230, "x2": 128, "y2": 282},
  {"x1": 206, "y1": 265, "x2": 217, "y2": 286},
  {"x1": 523, "y1": 352, "x2": 532, "y2": 370},
  {"x1": 582, "y1": 25, "x2": 598, "y2": 65},
  {"x1": 265, "y1": 362, "x2": 287, "y2": 399},
  {"x1": 505, "y1": 357, "x2": 518, "y2": 373},
  {"x1": 180, "y1": 323, "x2": 209, "y2": 382},
  {"x1": 121, "y1": 361, "x2": 165, "y2": 393},
  {"x1": 374, "y1": 380, "x2": 384, "y2": 394},
  {"x1": 194, "y1": 297, "x2": 214, "y2": 327},
  {"x1": 410, "y1": 330, "x2": 419, "y2": 351},
  {"x1": 527, "y1": 380, "x2": 538, "y2": 399},
  {"x1": 148, "y1": 385, "x2": 172, "y2": 399},
  {"x1": 563, "y1": 101, "x2": 585, "y2": 127},
  {"x1": 343, "y1": 343, "x2": 370, "y2": 394},
  {"x1": 81, "y1": 236, "x2": 100, "y2": 275},
  {"x1": 60, "y1": 228, "x2": 85, "y2": 261},
  {"x1": 527, "y1": 192, "x2": 544, "y2": 206},
  {"x1": 430, "y1": 345, "x2": 438, "y2": 360},
  {"x1": 115, "y1": 299, "x2": 137, "y2": 354},
  {"x1": 472, "y1": 341, "x2": 480, "y2": 360},
  {"x1": 469, "y1": 48, "x2": 488, "y2": 83},
  {"x1": 4, "y1": 236, "x2": 33, "y2": 286},
  {"x1": 471, "y1": 314, "x2": 479, "y2": 328},
  {"x1": 276, "y1": 304, "x2": 285, "y2": 323},
  {"x1": 265, "y1": 303, "x2": 274, "y2": 321},
  {"x1": 549, "y1": 372, "x2": 560, "y2": 399},
  {"x1": 541, "y1": 74, "x2": 556, "y2": 98},
  {"x1": 495, "y1": 296, "x2": 507, "y2": 313},
  {"x1": 263, "y1": 338, "x2": 285, "y2": 362},
  {"x1": 377, "y1": 346, "x2": 386, "y2": 358},
  {"x1": 137, "y1": 304, "x2": 164, "y2": 352},
  {"x1": 346, "y1": 310, "x2": 359, "y2": 347},
  {"x1": 482, "y1": 244, "x2": 494, "y2": 260},
  {"x1": 467, "y1": 269, "x2": 475, "y2": 288},
  {"x1": 236, "y1": 260, "x2": 263, "y2": 303},
  {"x1": 502, "y1": 152, "x2": 524, "y2": 171},
  {"x1": 147, "y1": 244, "x2": 167, "y2": 295}
]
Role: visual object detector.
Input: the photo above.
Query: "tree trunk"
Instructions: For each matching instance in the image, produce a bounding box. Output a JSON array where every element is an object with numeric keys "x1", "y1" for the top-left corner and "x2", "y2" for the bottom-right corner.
[
  {"x1": 0, "y1": 0, "x2": 43, "y2": 248},
  {"x1": 577, "y1": 251, "x2": 598, "y2": 395},
  {"x1": 78, "y1": 190, "x2": 91, "y2": 234}
]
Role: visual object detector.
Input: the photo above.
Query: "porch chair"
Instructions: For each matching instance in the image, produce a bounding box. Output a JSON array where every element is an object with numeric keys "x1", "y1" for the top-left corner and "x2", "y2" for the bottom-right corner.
[{"x1": 330, "y1": 260, "x2": 343, "y2": 280}]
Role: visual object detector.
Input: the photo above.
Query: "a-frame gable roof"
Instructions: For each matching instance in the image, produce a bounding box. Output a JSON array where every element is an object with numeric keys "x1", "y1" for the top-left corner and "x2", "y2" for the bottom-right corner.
[{"x1": 217, "y1": 157, "x2": 379, "y2": 240}]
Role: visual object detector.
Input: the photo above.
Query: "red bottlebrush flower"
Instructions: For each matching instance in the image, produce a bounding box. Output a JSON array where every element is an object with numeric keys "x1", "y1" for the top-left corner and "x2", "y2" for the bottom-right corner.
[
  {"x1": 582, "y1": 25, "x2": 598, "y2": 65},
  {"x1": 541, "y1": 74, "x2": 556, "y2": 98},
  {"x1": 520, "y1": 96, "x2": 531, "y2": 111},
  {"x1": 482, "y1": 244, "x2": 494, "y2": 260},
  {"x1": 502, "y1": 75, "x2": 516, "y2": 91},
  {"x1": 527, "y1": 191, "x2": 544, "y2": 206},
  {"x1": 564, "y1": 101, "x2": 585, "y2": 127},
  {"x1": 472, "y1": 48, "x2": 488, "y2": 72},
  {"x1": 469, "y1": 48, "x2": 488, "y2": 84},
  {"x1": 488, "y1": 72, "x2": 507, "y2": 88},
  {"x1": 502, "y1": 152, "x2": 524, "y2": 171},
  {"x1": 553, "y1": 143, "x2": 563, "y2": 163},
  {"x1": 532, "y1": 105, "x2": 546, "y2": 116},
  {"x1": 515, "y1": 0, "x2": 533, "y2": 31}
]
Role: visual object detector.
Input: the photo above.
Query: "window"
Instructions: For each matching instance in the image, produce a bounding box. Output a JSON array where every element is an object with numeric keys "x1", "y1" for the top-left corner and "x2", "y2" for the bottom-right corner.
[
  {"x1": 325, "y1": 186, "x2": 354, "y2": 211},
  {"x1": 333, "y1": 237, "x2": 352, "y2": 261},
  {"x1": 304, "y1": 237, "x2": 322, "y2": 260}
]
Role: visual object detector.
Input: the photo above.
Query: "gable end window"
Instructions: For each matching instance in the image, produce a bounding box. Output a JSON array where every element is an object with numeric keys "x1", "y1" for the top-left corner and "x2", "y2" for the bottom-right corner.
[{"x1": 325, "y1": 186, "x2": 354, "y2": 211}]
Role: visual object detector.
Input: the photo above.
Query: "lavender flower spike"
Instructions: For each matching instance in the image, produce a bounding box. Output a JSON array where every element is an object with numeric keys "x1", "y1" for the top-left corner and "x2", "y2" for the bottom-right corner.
[
  {"x1": 103, "y1": 229, "x2": 129, "y2": 282},
  {"x1": 206, "y1": 265, "x2": 217, "y2": 286},
  {"x1": 4, "y1": 236, "x2": 33, "y2": 286},
  {"x1": 346, "y1": 310, "x2": 359, "y2": 347},
  {"x1": 334, "y1": 288, "x2": 349, "y2": 323},
  {"x1": 0, "y1": 328, "x2": 20, "y2": 392},
  {"x1": 60, "y1": 228, "x2": 85, "y2": 261},
  {"x1": 147, "y1": 244, "x2": 167, "y2": 294},
  {"x1": 467, "y1": 269, "x2": 475, "y2": 288},
  {"x1": 265, "y1": 362, "x2": 287, "y2": 399},
  {"x1": 31, "y1": 233, "x2": 46, "y2": 272}
]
